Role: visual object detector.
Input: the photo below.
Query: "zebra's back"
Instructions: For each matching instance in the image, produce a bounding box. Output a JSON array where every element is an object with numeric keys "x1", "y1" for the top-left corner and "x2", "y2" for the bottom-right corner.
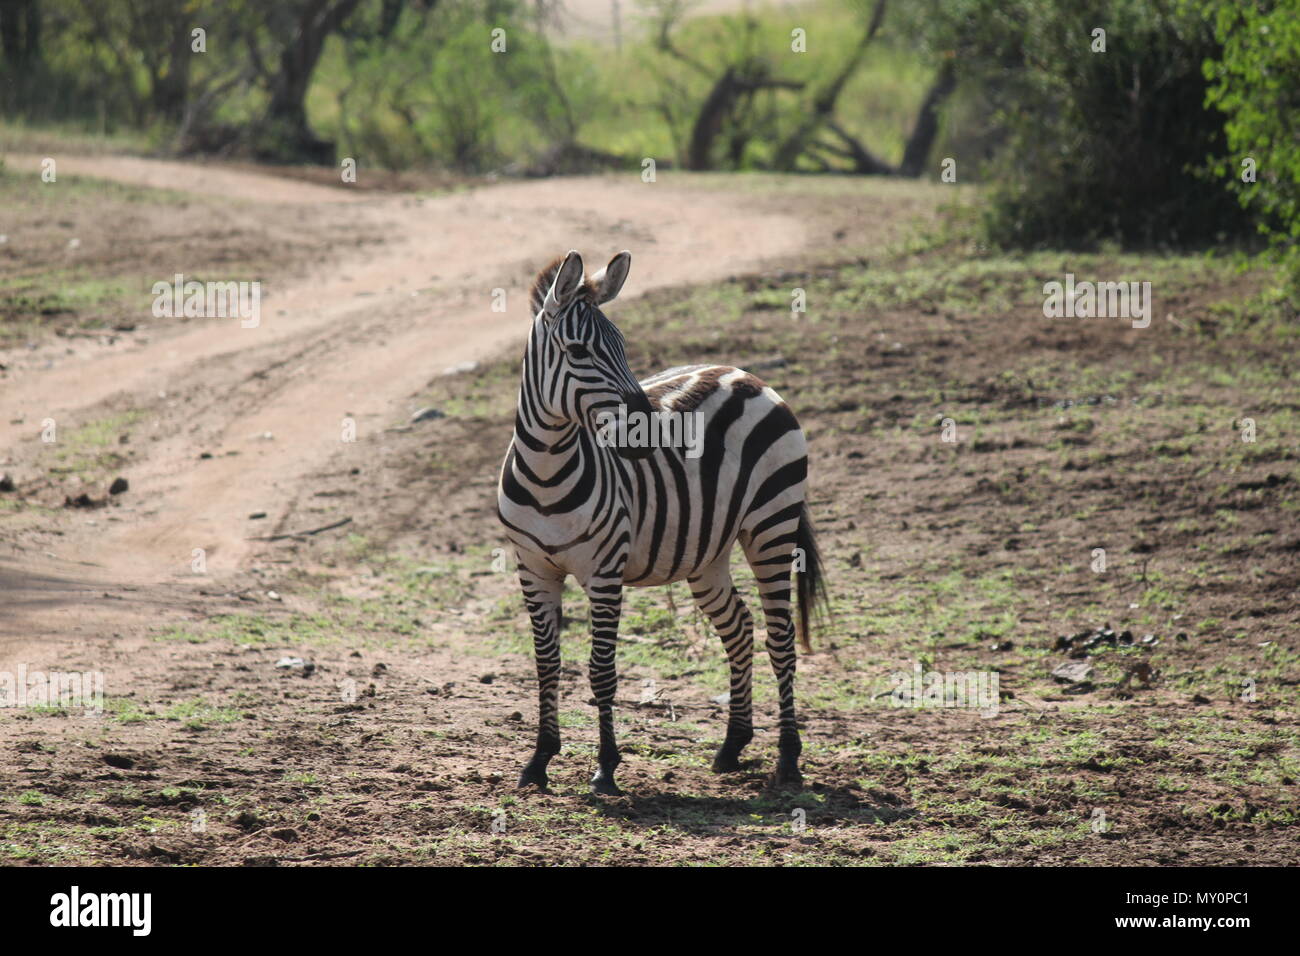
[{"x1": 621, "y1": 365, "x2": 808, "y2": 587}]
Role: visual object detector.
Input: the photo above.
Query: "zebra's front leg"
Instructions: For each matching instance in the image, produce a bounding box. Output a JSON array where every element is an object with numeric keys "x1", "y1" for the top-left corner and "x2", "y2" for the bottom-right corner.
[
  {"x1": 518, "y1": 572, "x2": 564, "y2": 790},
  {"x1": 585, "y1": 577, "x2": 625, "y2": 795}
]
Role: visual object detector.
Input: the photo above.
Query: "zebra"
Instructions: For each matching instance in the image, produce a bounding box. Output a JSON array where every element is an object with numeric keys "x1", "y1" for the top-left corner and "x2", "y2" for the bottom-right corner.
[{"x1": 497, "y1": 249, "x2": 826, "y2": 795}]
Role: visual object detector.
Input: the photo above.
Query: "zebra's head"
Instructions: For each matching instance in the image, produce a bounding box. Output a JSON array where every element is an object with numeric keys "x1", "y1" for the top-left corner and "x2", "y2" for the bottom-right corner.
[{"x1": 527, "y1": 250, "x2": 656, "y2": 459}]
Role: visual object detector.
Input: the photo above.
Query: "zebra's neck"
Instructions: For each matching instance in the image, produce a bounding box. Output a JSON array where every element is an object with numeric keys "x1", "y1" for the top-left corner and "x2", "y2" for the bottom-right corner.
[
  {"x1": 508, "y1": 364, "x2": 612, "y2": 505},
  {"x1": 511, "y1": 410, "x2": 586, "y2": 482}
]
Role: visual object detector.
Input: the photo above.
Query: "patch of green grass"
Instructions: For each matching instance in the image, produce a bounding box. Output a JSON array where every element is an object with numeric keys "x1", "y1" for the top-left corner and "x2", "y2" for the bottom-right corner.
[
  {"x1": 45, "y1": 410, "x2": 144, "y2": 480},
  {"x1": 104, "y1": 697, "x2": 154, "y2": 724},
  {"x1": 0, "y1": 118, "x2": 154, "y2": 157},
  {"x1": 163, "y1": 698, "x2": 243, "y2": 730},
  {"x1": 153, "y1": 552, "x2": 474, "y2": 650}
]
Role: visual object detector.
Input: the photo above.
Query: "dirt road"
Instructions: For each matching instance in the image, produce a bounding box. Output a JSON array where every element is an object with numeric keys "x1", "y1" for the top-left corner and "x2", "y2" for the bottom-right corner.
[{"x1": 0, "y1": 155, "x2": 832, "y2": 647}]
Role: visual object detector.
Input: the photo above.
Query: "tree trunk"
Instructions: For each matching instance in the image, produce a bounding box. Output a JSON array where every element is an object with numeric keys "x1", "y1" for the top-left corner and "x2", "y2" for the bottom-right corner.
[
  {"x1": 825, "y1": 121, "x2": 896, "y2": 175},
  {"x1": 23, "y1": 0, "x2": 38, "y2": 61},
  {"x1": 899, "y1": 60, "x2": 957, "y2": 177},
  {"x1": 687, "y1": 67, "x2": 802, "y2": 171},
  {"x1": 687, "y1": 67, "x2": 739, "y2": 170},
  {"x1": 261, "y1": 0, "x2": 362, "y2": 163},
  {"x1": 0, "y1": 0, "x2": 40, "y2": 67},
  {"x1": 152, "y1": 15, "x2": 193, "y2": 122},
  {"x1": 771, "y1": 0, "x2": 886, "y2": 171}
]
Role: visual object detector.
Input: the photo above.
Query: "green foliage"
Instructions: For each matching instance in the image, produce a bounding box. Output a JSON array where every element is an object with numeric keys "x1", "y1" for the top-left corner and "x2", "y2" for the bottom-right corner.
[
  {"x1": 606, "y1": 0, "x2": 929, "y2": 171},
  {"x1": 1202, "y1": 0, "x2": 1300, "y2": 284},
  {"x1": 311, "y1": 0, "x2": 933, "y2": 173},
  {"x1": 3, "y1": 0, "x2": 933, "y2": 173},
  {"x1": 1, "y1": 0, "x2": 233, "y2": 137},
  {"x1": 918, "y1": 0, "x2": 1252, "y2": 249},
  {"x1": 5, "y1": 0, "x2": 1296, "y2": 280},
  {"x1": 316, "y1": 0, "x2": 593, "y2": 171}
]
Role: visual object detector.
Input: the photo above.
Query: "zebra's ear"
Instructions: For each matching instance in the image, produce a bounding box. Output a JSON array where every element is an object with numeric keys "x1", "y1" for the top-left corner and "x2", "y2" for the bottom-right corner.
[
  {"x1": 542, "y1": 250, "x2": 585, "y2": 321},
  {"x1": 591, "y1": 251, "x2": 631, "y2": 305}
]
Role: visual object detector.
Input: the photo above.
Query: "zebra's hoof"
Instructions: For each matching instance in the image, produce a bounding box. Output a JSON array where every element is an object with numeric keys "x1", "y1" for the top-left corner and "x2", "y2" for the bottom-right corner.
[
  {"x1": 517, "y1": 768, "x2": 549, "y2": 790},
  {"x1": 711, "y1": 752, "x2": 743, "y2": 773},
  {"x1": 773, "y1": 765, "x2": 803, "y2": 789},
  {"x1": 591, "y1": 771, "x2": 623, "y2": 796}
]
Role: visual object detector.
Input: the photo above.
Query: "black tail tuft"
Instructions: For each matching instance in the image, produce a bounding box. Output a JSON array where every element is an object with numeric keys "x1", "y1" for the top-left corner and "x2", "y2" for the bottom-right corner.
[{"x1": 795, "y1": 502, "x2": 829, "y2": 653}]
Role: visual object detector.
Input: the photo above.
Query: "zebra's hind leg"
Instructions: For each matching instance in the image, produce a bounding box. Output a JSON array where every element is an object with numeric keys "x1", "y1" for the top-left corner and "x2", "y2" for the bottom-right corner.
[
  {"x1": 585, "y1": 575, "x2": 625, "y2": 796},
  {"x1": 689, "y1": 559, "x2": 755, "y2": 773},
  {"x1": 743, "y1": 533, "x2": 803, "y2": 787},
  {"x1": 518, "y1": 571, "x2": 564, "y2": 790}
]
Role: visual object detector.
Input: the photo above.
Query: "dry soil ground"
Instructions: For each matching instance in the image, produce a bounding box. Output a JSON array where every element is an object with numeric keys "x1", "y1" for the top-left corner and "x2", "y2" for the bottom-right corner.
[{"x1": 0, "y1": 152, "x2": 1296, "y2": 866}]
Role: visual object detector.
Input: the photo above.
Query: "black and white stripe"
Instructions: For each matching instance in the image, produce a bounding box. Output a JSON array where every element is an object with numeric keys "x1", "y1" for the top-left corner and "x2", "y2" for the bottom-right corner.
[{"x1": 497, "y1": 250, "x2": 826, "y2": 794}]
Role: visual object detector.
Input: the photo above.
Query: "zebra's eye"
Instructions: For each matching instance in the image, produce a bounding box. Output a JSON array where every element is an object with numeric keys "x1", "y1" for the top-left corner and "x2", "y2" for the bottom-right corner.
[{"x1": 567, "y1": 344, "x2": 591, "y2": 360}]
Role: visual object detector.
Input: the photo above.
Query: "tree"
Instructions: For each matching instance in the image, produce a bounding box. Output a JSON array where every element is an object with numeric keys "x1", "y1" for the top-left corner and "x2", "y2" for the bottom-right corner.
[
  {"x1": 1203, "y1": 0, "x2": 1300, "y2": 283},
  {"x1": 646, "y1": 0, "x2": 956, "y2": 176},
  {"x1": 0, "y1": 0, "x2": 42, "y2": 68},
  {"x1": 649, "y1": 2, "x2": 805, "y2": 171},
  {"x1": 770, "y1": 0, "x2": 886, "y2": 171},
  {"x1": 243, "y1": 0, "x2": 364, "y2": 162}
]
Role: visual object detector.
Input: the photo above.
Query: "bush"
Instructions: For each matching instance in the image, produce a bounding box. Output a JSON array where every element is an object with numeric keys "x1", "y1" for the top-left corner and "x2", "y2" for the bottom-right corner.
[
  {"x1": 318, "y1": 0, "x2": 600, "y2": 173},
  {"x1": 923, "y1": 0, "x2": 1252, "y2": 250},
  {"x1": 1202, "y1": 0, "x2": 1300, "y2": 284}
]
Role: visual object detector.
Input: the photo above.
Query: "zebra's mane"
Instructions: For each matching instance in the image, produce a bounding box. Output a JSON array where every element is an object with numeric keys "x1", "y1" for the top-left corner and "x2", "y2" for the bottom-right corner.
[{"x1": 529, "y1": 256, "x2": 600, "y2": 316}]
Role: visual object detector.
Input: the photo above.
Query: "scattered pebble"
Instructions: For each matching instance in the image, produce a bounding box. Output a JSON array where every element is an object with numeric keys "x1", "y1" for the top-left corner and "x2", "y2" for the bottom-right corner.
[
  {"x1": 410, "y1": 407, "x2": 445, "y2": 423},
  {"x1": 1054, "y1": 625, "x2": 1161, "y2": 656},
  {"x1": 275, "y1": 657, "x2": 315, "y2": 677},
  {"x1": 1051, "y1": 660, "x2": 1094, "y2": 684}
]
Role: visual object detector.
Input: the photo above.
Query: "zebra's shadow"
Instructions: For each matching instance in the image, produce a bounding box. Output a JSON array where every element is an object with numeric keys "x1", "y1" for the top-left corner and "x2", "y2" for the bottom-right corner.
[{"x1": 582, "y1": 780, "x2": 916, "y2": 831}]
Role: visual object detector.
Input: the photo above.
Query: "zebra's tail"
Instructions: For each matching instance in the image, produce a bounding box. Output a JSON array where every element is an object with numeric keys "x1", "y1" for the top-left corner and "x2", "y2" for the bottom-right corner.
[{"x1": 794, "y1": 502, "x2": 829, "y2": 654}]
